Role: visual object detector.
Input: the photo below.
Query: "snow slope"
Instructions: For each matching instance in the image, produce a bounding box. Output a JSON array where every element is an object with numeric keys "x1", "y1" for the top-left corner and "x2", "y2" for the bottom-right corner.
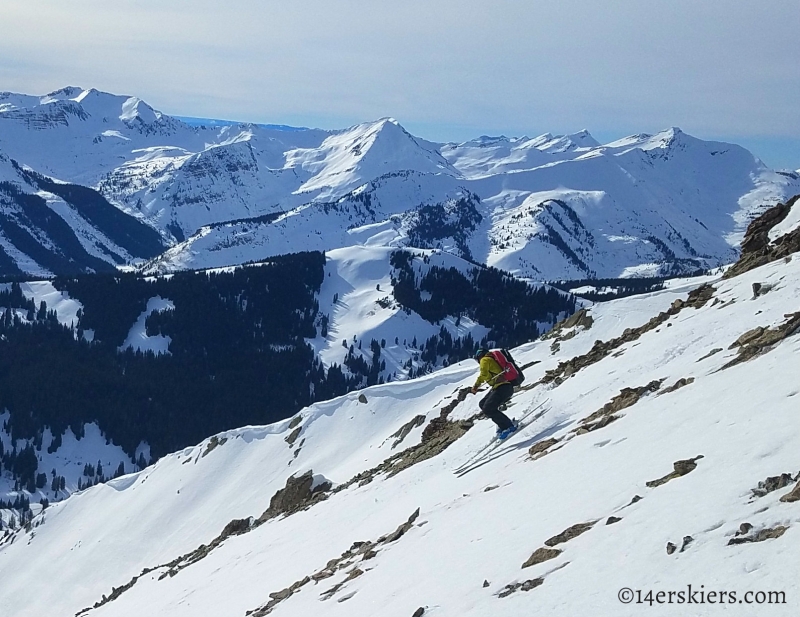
[{"x1": 1, "y1": 226, "x2": 798, "y2": 616}]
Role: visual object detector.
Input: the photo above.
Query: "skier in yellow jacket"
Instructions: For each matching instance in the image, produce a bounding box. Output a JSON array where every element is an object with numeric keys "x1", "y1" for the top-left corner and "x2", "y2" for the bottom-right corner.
[{"x1": 471, "y1": 348, "x2": 517, "y2": 439}]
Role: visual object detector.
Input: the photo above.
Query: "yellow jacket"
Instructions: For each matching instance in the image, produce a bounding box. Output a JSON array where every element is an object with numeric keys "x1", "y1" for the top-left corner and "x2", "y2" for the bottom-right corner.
[{"x1": 474, "y1": 355, "x2": 508, "y2": 390}]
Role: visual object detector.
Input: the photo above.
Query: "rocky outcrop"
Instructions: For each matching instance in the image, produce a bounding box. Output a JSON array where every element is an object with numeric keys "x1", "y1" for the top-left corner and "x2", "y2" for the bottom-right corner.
[
  {"x1": 201, "y1": 435, "x2": 227, "y2": 458},
  {"x1": 780, "y1": 480, "x2": 800, "y2": 503},
  {"x1": 727, "y1": 525, "x2": 788, "y2": 545},
  {"x1": 543, "y1": 308, "x2": 594, "y2": 342},
  {"x1": 696, "y1": 348, "x2": 723, "y2": 362},
  {"x1": 721, "y1": 312, "x2": 800, "y2": 370},
  {"x1": 577, "y1": 380, "x2": 663, "y2": 429},
  {"x1": 391, "y1": 415, "x2": 427, "y2": 448},
  {"x1": 247, "y1": 508, "x2": 422, "y2": 614},
  {"x1": 544, "y1": 521, "x2": 597, "y2": 547},
  {"x1": 543, "y1": 286, "x2": 714, "y2": 385},
  {"x1": 285, "y1": 427, "x2": 302, "y2": 446},
  {"x1": 751, "y1": 473, "x2": 796, "y2": 498},
  {"x1": 78, "y1": 516, "x2": 255, "y2": 614},
  {"x1": 646, "y1": 455, "x2": 704, "y2": 488},
  {"x1": 658, "y1": 377, "x2": 694, "y2": 395},
  {"x1": 335, "y1": 389, "x2": 474, "y2": 489},
  {"x1": 529, "y1": 437, "x2": 559, "y2": 459},
  {"x1": 521, "y1": 547, "x2": 561, "y2": 568},
  {"x1": 259, "y1": 471, "x2": 331, "y2": 521},
  {"x1": 498, "y1": 577, "x2": 544, "y2": 598},
  {"x1": 723, "y1": 195, "x2": 800, "y2": 279}
]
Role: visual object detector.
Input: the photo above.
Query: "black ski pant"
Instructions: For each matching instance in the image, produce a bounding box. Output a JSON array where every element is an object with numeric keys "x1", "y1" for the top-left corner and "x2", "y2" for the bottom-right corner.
[{"x1": 479, "y1": 383, "x2": 514, "y2": 431}]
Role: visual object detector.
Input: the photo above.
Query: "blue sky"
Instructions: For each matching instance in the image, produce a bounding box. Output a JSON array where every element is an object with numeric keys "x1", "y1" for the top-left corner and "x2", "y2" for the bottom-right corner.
[{"x1": 2, "y1": 0, "x2": 798, "y2": 168}]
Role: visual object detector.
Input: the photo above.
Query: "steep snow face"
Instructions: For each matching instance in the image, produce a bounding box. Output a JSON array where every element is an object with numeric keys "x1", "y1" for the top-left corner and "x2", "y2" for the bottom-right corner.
[
  {"x1": 1, "y1": 240, "x2": 799, "y2": 617},
  {"x1": 286, "y1": 118, "x2": 459, "y2": 198}
]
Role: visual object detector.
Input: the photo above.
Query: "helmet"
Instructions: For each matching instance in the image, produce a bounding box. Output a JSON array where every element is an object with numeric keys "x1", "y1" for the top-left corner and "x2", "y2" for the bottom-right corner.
[{"x1": 474, "y1": 348, "x2": 488, "y2": 361}]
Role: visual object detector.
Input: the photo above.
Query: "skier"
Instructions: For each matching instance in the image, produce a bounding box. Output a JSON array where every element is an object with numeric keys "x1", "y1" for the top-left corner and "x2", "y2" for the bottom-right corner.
[{"x1": 471, "y1": 348, "x2": 518, "y2": 439}]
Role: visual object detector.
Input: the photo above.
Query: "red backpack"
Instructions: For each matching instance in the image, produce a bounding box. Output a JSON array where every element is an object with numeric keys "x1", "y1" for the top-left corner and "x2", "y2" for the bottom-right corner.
[{"x1": 487, "y1": 349, "x2": 525, "y2": 387}]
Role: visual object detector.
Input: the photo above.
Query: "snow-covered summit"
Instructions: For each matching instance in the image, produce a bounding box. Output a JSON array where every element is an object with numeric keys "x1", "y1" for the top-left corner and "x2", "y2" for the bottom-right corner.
[{"x1": 286, "y1": 117, "x2": 460, "y2": 197}]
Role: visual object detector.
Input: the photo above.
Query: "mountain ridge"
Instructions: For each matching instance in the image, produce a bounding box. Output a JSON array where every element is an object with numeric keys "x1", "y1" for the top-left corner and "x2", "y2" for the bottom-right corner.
[{"x1": 2, "y1": 86, "x2": 797, "y2": 279}]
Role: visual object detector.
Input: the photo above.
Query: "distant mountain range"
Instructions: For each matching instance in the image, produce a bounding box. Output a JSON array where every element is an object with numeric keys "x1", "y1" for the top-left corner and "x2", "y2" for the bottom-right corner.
[{"x1": 2, "y1": 86, "x2": 798, "y2": 279}]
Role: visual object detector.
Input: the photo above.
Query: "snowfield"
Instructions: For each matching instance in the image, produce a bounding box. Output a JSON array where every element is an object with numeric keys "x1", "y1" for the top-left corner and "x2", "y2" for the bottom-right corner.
[{"x1": 1, "y1": 231, "x2": 798, "y2": 616}]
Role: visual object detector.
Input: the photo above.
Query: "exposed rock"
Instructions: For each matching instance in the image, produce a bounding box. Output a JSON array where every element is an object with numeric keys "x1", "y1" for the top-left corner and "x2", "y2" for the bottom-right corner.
[
  {"x1": 249, "y1": 509, "x2": 420, "y2": 613},
  {"x1": 724, "y1": 195, "x2": 800, "y2": 279},
  {"x1": 729, "y1": 327, "x2": 767, "y2": 349},
  {"x1": 201, "y1": 435, "x2": 227, "y2": 458},
  {"x1": 696, "y1": 348, "x2": 723, "y2": 362},
  {"x1": 498, "y1": 577, "x2": 544, "y2": 598},
  {"x1": 484, "y1": 485, "x2": 499, "y2": 492},
  {"x1": 319, "y1": 582, "x2": 345, "y2": 601},
  {"x1": 483, "y1": 580, "x2": 490, "y2": 588},
  {"x1": 580, "y1": 380, "x2": 663, "y2": 425},
  {"x1": 391, "y1": 414, "x2": 427, "y2": 448},
  {"x1": 543, "y1": 286, "x2": 713, "y2": 385},
  {"x1": 751, "y1": 473, "x2": 795, "y2": 498},
  {"x1": 573, "y1": 414, "x2": 619, "y2": 435},
  {"x1": 344, "y1": 568, "x2": 363, "y2": 581},
  {"x1": 543, "y1": 308, "x2": 594, "y2": 341},
  {"x1": 330, "y1": 389, "x2": 474, "y2": 488},
  {"x1": 412, "y1": 608, "x2": 425, "y2": 617},
  {"x1": 529, "y1": 437, "x2": 559, "y2": 458},
  {"x1": 606, "y1": 516, "x2": 622, "y2": 525},
  {"x1": 268, "y1": 588, "x2": 292, "y2": 601},
  {"x1": 522, "y1": 547, "x2": 561, "y2": 568},
  {"x1": 358, "y1": 393, "x2": 368, "y2": 404},
  {"x1": 727, "y1": 525, "x2": 788, "y2": 545},
  {"x1": 752, "y1": 282, "x2": 775, "y2": 298},
  {"x1": 311, "y1": 568, "x2": 335, "y2": 581},
  {"x1": 285, "y1": 426, "x2": 302, "y2": 447},
  {"x1": 736, "y1": 522, "x2": 753, "y2": 536},
  {"x1": 378, "y1": 508, "x2": 420, "y2": 544},
  {"x1": 666, "y1": 542, "x2": 677, "y2": 555},
  {"x1": 544, "y1": 521, "x2": 596, "y2": 547},
  {"x1": 721, "y1": 312, "x2": 800, "y2": 370},
  {"x1": 288, "y1": 415, "x2": 303, "y2": 429},
  {"x1": 780, "y1": 479, "x2": 800, "y2": 503},
  {"x1": 680, "y1": 535, "x2": 693, "y2": 552},
  {"x1": 75, "y1": 574, "x2": 141, "y2": 616},
  {"x1": 646, "y1": 455, "x2": 704, "y2": 488},
  {"x1": 259, "y1": 470, "x2": 330, "y2": 521},
  {"x1": 362, "y1": 549, "x2": 378, "y2": 560},
  {"x1": 658, "y1": 377, "x2": 695, "y2": 395},
  {"x1": 629, "y1": 495, "x2": 643, "y2": 505},
  {"x1": 389, "y1": 418, "x2": 472, "y2": 477}
]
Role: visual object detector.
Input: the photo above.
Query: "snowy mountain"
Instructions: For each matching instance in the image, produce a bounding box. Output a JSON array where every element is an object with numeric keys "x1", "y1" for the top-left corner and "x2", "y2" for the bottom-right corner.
[
  {"x1": 2, "y1": 87, "x2": 798, "y2": 279},
  {"x1": 0, "y1": 152, "x2": 164, "y2": 276},
  {"x1": 1, "y1": 197, "x2": 798, "y2": 617}
]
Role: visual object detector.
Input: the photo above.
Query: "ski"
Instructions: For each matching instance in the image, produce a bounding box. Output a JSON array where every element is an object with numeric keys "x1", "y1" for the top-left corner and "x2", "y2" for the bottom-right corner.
[{"x1": 452, "y1": 399, "x2": 549, "y2": 475}]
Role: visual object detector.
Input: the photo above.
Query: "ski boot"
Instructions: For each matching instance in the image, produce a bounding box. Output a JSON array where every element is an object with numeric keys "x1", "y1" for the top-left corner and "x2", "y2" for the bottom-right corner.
[{"x1": 496, "y1": 420, "x2": 518, "y2": 441}]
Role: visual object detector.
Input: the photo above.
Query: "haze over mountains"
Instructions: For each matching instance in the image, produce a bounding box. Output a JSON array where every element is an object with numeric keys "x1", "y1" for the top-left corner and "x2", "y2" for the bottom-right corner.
[{"x1": 2, "y1": 86, "x2": 798, "y2": 279}]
